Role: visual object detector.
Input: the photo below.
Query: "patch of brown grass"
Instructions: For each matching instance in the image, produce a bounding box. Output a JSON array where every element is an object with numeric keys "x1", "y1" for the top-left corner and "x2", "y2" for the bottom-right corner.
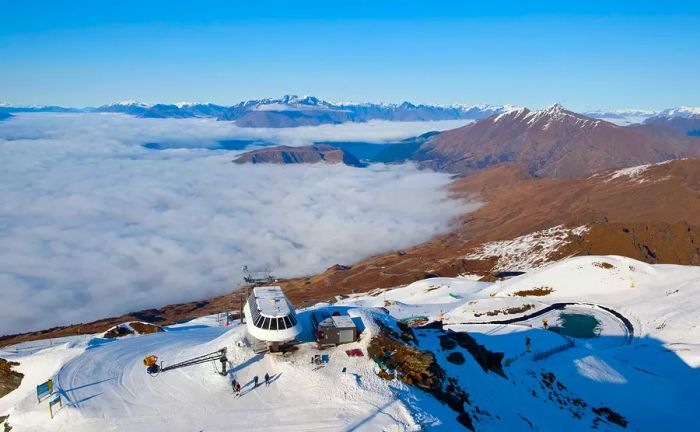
[
  {"x1": 474, "y1": 304, "x2": 535, "y2": 317},
  {"x1": 129, "y1": 322, "x2": 164, "y2": 335},
  {"x1": 104, "y1": 322, "x2": 164, "y2": 339},
  {"x1": 512, "y1": 287, "x2": 554, "y2": 297},
  {"x1": 593, "y1": 261, "x2": 615, "y2": 270}
]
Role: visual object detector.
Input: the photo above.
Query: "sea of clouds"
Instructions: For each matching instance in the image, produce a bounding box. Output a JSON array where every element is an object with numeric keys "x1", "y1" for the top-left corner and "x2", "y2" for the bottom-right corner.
[{"x1": 0, "y1": 113, "x2": 476, "y2": 334}]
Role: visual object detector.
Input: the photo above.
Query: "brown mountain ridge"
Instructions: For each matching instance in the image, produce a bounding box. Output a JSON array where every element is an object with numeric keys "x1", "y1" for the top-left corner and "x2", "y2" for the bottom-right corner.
[
  {"x1": 413, "y1": 104, "x2": 700, "y2": 178},
  {"x1": 233, "y1": 144, "x2": 365, "y2": 167}
]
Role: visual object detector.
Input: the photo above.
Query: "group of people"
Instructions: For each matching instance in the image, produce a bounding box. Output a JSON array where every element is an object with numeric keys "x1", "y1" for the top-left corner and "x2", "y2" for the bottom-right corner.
[{"x1": 231, "y1": 372, "x2": 272, "y2": 397}]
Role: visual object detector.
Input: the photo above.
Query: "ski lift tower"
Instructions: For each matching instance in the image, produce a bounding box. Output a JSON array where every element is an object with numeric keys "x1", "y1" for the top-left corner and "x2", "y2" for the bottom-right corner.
[
  {"x1": 242, "y1": 265, "x2": 275, "y2": 286},
  {"x1": 240, "y1": 265, "x2": 276, "y2": 323}
]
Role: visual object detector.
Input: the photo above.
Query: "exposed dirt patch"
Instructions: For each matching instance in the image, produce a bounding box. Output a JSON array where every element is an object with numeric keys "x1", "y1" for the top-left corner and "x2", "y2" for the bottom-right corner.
[
  {"x1": 129, "y1": 322, "x2": 165, "y2": 335},
  {"x1": 512, "y1": 287, "x2": 554, "y2": 297},
  {"x1": 103, "y1": 326, "x2": 134, "y2": 339},
  {"x1": 474, "y1": 304, "x2": 535, "y2": 318},
  {"x1": 103, "y1": 322, "x2": 164, "y2": 339},
  {"x1": 593, "y1": 262, "x2": 615, "y2": 270},
  {"x1": 0, "y1": 358, "x2": 23, "y2": 398}
]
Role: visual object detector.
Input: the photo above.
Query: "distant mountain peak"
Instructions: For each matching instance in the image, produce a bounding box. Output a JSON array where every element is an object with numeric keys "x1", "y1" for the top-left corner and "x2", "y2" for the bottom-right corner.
[
  {"x1": 103, "y1": 100, "x2": 152, "y2": 108},
  {"x1": 545, "y1": 103, "x2": 566, "y2": 113},
  {"x1": 654, "y1": 106, "x2": 700, "y2": 119},
  {"x1": 493, "y1": 104, "x2": 593, "y2": 128},
  {"x1": 233, "y1": 144, "x2": 365, "y2": 167},
  {"x1": 413, "y1": 101, "x2": 699, "y2": 178}
]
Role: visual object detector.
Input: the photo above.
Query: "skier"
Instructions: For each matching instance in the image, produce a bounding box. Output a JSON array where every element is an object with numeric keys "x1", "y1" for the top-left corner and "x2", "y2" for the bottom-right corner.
[
  {"x1": 234, "y1": 382, "x2": 241, "y2": 397},
  {"x1": 253, "y1": 375, "x2": 259, "y2": 388},
  {"x1": 231, "y1": 379, "x2": 237, "y2": 394},
  {"x1": 264, "y1": 372, "x2": 270, "y2": 387}
]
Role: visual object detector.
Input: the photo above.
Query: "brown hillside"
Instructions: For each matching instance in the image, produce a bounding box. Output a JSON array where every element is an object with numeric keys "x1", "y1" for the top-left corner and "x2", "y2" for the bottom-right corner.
[
  {"x1": 233, "y1": 144, "x2": 365, "y2": 167},
  {"x1": 3, "y1": 158, "x2": 700, "y2": 348},
  {"x1": 414, "y1": 104, "x2": 700, "y2": 178}
]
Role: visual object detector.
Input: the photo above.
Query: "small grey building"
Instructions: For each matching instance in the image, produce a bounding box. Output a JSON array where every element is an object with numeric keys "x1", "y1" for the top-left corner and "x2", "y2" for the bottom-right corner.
[{"x1": 311, "y1": 312, "x2": 358, "y2": 347}]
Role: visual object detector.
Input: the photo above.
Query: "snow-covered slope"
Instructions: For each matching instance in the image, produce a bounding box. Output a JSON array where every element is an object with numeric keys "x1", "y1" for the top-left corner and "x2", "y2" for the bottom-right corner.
[{"x1": 2, "y1": 255, "x2": 700, "y2": 431}]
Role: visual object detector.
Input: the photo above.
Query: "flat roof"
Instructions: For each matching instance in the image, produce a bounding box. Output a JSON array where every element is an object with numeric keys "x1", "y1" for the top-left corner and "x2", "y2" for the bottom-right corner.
[
  {"x1": 331, "y1": 315, "x2": 356, "y2": 329},
  {"x1": 252, "y1": 286, "x2": 293, "y2": 317}
]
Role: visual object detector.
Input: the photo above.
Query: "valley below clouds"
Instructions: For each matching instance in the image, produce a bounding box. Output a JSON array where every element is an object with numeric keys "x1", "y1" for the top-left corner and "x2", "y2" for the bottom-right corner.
[{"x1": 0, "y1": 113, "x2": 474, "y2": 334}]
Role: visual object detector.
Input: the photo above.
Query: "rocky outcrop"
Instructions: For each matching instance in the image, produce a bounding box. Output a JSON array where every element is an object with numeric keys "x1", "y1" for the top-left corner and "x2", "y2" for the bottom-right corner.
[
  {"x1": 0, "y1": 358, "x2": 23, "y2": 398},
  {"x1": 233, "y1": 144, "x2": 365, "y2": 167},
  {"x1": 367, "y1": 320, "x2": 476, "y2": 430},
  {"x1": 439, "y1": 332, "x2": 505, "y2": 376}
]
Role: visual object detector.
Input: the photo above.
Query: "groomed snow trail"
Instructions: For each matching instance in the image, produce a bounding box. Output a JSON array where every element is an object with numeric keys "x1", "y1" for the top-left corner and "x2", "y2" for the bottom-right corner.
[{"x1": 8, "y1": 322, "x2": 416, "y2": 432}]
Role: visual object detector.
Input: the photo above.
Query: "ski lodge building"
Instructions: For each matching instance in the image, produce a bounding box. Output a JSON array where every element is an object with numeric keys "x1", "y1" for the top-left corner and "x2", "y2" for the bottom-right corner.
[
  {"x1": 311, "y1": 311, "x2": 358, "y2": 347},
  {"x1": 244, "y1": 286, "x2": 303, "y2": 351}
]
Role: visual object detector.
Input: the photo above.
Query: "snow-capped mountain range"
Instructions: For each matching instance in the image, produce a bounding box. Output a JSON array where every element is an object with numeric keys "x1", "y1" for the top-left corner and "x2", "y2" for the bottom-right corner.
[
  {"x1": 412, "y1": 103, "x2": 700, "y2": 178},
  {"x1": 0, "y1": 95, "x2": 515, "y2": 126},
  {"x1": 2, "y1": 97, "x2": 698, "y2": 129}
]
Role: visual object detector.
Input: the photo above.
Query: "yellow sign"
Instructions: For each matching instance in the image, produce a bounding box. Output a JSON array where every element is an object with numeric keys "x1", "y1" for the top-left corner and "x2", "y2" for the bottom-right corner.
[{"x1": 36, "y1": 379, "x2": 53, "y2": 403}]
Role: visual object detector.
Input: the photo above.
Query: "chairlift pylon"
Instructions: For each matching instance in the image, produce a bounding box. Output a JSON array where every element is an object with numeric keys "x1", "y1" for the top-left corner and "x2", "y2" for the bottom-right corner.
[{"x1": 242, "y1": 265, "x2": 275, "y2": 286}]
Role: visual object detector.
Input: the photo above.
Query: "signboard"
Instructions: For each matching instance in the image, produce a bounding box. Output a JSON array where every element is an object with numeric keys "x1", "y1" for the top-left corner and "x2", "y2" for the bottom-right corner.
[
  {"x1": 36, "y1": 379, "x2": 53, "y2": 403},
  {"x1": 49, "y1": 395, "x2": 62, "y2": 419}
]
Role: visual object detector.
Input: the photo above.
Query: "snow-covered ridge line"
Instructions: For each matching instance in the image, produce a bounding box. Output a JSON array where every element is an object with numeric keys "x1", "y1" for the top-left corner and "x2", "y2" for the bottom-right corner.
[
  {"x1": 653, "y1": 106, "x2": 700, "y2": 118},
  {"x1": 604, "y1": 159, "x2": 678, "y2": 183},
  {"x1": 464, "y1": 225, "x2": 589, "y2": 272},
  {"x1": 493, "y1": 104, "x2": 603, "y2": 130}
]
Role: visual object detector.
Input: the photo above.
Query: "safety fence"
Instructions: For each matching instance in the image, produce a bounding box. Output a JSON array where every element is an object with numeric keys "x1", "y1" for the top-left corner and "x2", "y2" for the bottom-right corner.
[
  {"x1": 533, "y1": 337, "x2": 575, "y2": 361},
  {"x1": 504, "y1": 351, "x2": 527, "y2": 367}
]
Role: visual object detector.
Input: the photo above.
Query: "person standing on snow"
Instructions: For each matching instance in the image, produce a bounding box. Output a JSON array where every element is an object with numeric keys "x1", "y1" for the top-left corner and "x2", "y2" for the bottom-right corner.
[
  {"x1": 253, "y1": 375, "x2": 259, "y2": 388},
  {"x1": 264, "y1": 372, "x2": 270, "y2": 387}
]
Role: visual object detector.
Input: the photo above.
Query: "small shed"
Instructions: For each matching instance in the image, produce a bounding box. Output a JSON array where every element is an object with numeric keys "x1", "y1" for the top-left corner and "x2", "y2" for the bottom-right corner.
[{"x1": 311, "y1": 312, "x2": 358, "y2": 347}]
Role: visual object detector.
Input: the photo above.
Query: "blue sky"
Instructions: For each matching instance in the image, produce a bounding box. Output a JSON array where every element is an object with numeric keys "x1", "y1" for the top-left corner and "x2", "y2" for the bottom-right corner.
[{"x1": 1, "y1": 1, "x2": 699, "y2": 110}]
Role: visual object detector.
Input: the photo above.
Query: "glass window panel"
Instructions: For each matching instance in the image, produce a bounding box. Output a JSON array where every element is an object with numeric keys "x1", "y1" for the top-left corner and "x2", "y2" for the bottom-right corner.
[
  {"x1": 270, "y1": 318, "x2": 278, "y2": 330},
  {"x1": 262, "y1": 317, "x2": 271, "y2": 330}
]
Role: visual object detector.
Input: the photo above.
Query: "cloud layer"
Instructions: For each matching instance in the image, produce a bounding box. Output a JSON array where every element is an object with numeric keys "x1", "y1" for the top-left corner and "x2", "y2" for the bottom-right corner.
[{"x1": 0, "y1": 114, "x2": 474, "y2": 334}]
